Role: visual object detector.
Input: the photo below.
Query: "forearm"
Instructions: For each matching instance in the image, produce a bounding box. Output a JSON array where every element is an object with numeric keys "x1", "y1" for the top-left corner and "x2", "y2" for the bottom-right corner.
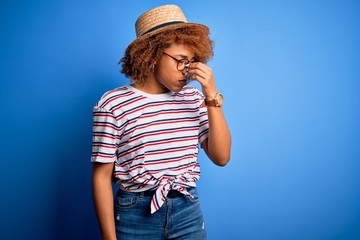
[
  {"x1": 187, "y1": 61, "x2": 231, "y2": 165},
  {"x1": 92, "y1": 163, "x2": 116, "y2": 240},
  {"x1": 206, "y1": 106, "x2": 231, "y2": 166}
]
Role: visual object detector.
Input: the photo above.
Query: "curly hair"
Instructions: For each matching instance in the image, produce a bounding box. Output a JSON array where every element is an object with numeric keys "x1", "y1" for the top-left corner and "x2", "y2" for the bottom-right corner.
[{"x1": 119, "y1": 26, "x2": 214, "y2": 84}]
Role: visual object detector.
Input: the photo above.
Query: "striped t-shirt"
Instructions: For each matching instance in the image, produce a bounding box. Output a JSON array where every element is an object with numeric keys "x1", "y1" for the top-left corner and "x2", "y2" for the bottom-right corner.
[{"x1": 91, "y1": 85, "x2": 209, "y2": 213}]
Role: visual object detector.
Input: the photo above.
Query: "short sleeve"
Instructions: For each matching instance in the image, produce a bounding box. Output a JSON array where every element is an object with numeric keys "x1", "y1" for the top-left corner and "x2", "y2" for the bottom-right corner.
[
  {"x1": 91, "y1": 106, "x2": 120, "y2": 163},
  {"x1": 198, "y1": 94, "x2": 209, "y2": 144}
]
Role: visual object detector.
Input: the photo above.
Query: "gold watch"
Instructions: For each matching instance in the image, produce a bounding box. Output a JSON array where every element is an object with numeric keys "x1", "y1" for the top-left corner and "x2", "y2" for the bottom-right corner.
[{"x1": 204, "y1": 93, "x2": 224, "y2": 107}]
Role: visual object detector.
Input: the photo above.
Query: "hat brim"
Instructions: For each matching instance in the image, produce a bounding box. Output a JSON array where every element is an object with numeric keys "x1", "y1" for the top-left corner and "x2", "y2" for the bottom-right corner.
[{"x1": 128, "y1": 22, "x2": 209, "y2": 48}]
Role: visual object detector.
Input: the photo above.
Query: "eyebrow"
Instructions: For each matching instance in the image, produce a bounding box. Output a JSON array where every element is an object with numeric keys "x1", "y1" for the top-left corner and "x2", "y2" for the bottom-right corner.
[{"x1": 174, "y1": 54, "x2": 194, "y2": 59}]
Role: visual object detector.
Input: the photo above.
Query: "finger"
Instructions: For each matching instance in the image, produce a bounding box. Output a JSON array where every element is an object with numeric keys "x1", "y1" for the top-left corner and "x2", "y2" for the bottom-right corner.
[
  {"x1": 187, "y1": 69, "x2": 207, "y2": 81},
  {"x1": 191, "y1": 73, "x2": 206, "y2": 82},
  {"x1": 189, "y1": 62, "x2": 209, "y2": 74}
]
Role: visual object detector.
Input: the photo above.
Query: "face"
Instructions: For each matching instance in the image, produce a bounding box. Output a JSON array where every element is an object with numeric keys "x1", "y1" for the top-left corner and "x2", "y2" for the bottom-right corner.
[{"x1": 151, "y1": 42, "x2": 195, "y2": 93}]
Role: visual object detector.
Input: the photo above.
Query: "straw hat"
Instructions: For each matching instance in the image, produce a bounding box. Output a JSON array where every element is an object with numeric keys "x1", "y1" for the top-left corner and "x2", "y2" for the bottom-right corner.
[{"x1": 130, "y1": 4, "x2": 209, "y2": 45}]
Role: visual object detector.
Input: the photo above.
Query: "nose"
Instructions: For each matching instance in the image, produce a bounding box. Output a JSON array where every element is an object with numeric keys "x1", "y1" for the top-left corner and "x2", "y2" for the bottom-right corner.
[
  {"x1": 182, "y1": 67, "x2": 189, "y2": 76},
  {"x1": 182, "y1": 63, "x2": 191, "y2": 76}
]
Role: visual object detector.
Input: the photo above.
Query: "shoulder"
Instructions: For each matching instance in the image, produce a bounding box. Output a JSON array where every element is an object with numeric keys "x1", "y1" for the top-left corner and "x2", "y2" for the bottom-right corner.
[
  {"x1": 175, "y1": 86, "x2": 204, "y2": 99},
  {"x1": 95, "y1": 85, "x2": 139, "y2": 110}
]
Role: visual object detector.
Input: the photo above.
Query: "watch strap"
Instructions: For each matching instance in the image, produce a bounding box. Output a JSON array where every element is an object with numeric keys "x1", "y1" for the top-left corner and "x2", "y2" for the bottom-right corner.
[
  {"x1": 203, "y1": 99, "x2": 217, "y2": 107},
  {"x1": 202, "y1": 93, "x2": 223, "y2": 107}
]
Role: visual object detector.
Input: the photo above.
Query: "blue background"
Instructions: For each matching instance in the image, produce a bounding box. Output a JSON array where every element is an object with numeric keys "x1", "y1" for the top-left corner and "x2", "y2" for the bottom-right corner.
[{"x1": 1, "y1": 0, "x2": 359, "y2": 239}]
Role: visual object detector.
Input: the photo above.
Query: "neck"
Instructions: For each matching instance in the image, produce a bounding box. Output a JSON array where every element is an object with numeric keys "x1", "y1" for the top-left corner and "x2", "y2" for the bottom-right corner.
[{"x1": 132, "y1": 73, "x2": 169, "y2": 94}]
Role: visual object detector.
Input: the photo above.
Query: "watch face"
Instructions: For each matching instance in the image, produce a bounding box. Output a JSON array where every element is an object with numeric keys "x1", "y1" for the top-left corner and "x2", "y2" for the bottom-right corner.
[{"x1": 216, "y1": 93, "x2": 224, "y2": 106}]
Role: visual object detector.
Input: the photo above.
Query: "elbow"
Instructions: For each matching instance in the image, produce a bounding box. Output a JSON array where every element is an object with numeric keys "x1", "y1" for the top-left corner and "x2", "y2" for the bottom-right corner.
[
  {"x1": 215, "y1": 161, "x2": 228, "y2": 167},
  {"x1": 212, "y1": 154, "x2": 231, "y2": 167},
  {"x1": 206, "y1": 138, "x2": 232, "y2": 167}
]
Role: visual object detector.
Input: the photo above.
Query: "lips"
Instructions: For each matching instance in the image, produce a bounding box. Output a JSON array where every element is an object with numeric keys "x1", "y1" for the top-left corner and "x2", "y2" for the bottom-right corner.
[{"x1": 179, "y1": 79, "x2": 188, "y2": 86}]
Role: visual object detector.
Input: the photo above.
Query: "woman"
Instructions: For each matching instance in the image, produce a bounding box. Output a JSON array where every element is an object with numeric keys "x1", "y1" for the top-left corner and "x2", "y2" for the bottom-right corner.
[{"x1": 91, "y1": 4, "x2": 231, "y2": 240}]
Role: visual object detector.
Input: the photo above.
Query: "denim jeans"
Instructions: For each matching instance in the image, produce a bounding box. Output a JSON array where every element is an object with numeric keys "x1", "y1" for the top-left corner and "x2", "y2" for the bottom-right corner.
[{"x1": 114, "y1": 187, "x2": 207, "y2": 240}]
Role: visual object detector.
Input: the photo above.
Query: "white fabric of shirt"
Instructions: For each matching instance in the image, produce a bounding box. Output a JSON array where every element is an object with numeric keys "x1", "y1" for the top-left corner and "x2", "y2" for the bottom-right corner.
[{"x1": 91, "y1": 85, "x2": 209, "y2": 213}]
